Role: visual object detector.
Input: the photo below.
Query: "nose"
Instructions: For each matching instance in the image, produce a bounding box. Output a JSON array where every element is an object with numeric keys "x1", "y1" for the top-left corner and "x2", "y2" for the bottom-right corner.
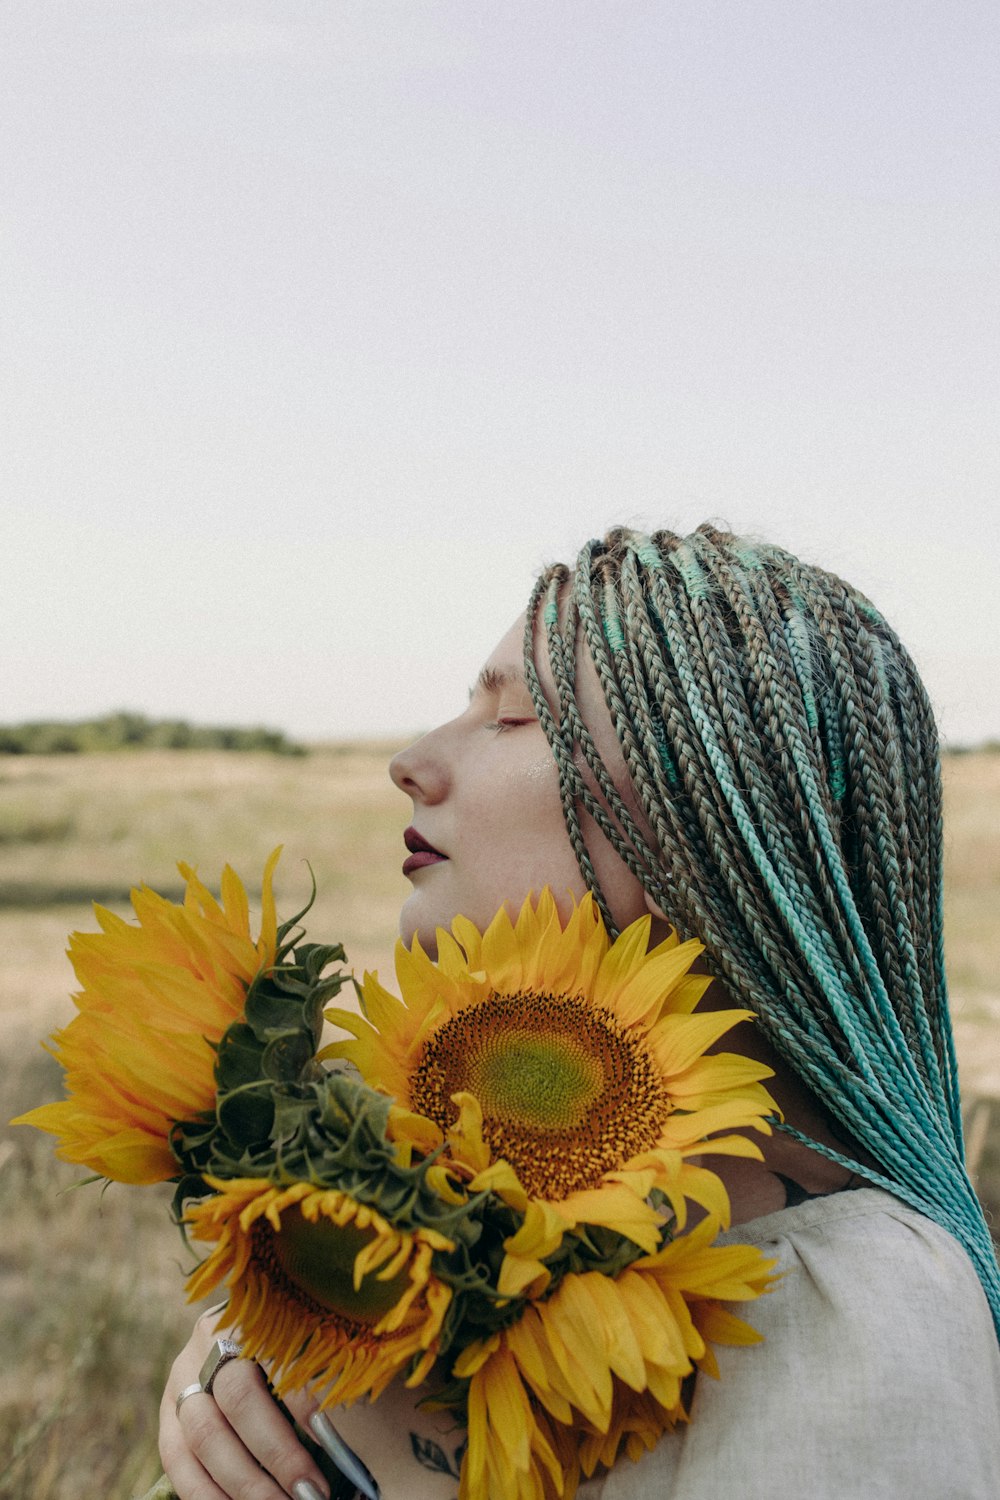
[{"x1": 389, "y1": 728, "x2": 449, "y2": 804}]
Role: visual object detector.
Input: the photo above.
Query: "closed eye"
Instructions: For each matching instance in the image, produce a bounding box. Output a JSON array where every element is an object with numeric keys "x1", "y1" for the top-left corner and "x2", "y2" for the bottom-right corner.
[{"x1": 484, "y1": 716, "x2": 535, "y2": 733}]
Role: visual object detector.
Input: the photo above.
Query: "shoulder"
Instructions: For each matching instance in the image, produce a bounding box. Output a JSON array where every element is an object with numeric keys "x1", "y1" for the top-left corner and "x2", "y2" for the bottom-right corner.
[
  {"x1": 586, "y1": 1190, "x2": 1000, "y2": 1500},
  {"x1": 722, "y1": 1185, "x2": 995, "y2": 1341},
  {"x1": 714, "y1": 1188, "x2": 1000, "y2": 1410}
]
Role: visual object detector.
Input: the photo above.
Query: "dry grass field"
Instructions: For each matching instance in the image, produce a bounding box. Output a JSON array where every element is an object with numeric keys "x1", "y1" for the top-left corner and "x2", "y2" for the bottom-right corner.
[{"x1": 1, "y1": 746, "x2": 998, "y2": 1498}]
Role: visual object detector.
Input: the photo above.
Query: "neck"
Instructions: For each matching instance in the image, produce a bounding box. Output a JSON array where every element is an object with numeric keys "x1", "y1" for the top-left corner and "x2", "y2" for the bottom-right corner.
[
  {"x1": 689, "y1": 972, "x2": 871, "y2": 1225},
  {"x1": 710, "y1": 1117, "x2": 862, "y2": 1225}
]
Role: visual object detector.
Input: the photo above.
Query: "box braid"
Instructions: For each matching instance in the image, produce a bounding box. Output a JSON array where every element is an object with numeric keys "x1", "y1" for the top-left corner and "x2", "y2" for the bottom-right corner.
[{"x1": 523, "y1": 523, "x2": 1000, "y2": 1334}]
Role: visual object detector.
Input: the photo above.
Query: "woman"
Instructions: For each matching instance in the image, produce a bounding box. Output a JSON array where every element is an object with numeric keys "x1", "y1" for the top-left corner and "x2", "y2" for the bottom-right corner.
[{"x1": 160, "y1": 524, "x2": 1000, "y2": 1499}]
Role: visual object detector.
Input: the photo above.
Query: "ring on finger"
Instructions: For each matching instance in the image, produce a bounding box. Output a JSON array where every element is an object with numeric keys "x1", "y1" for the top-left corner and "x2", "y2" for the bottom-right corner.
[
  {"x1": 197, "y1": 1336, "x2": 244, "y2": 1396},
  {"x1": 174, "y1": 1382, "x2": 208, "y2": 1419}
]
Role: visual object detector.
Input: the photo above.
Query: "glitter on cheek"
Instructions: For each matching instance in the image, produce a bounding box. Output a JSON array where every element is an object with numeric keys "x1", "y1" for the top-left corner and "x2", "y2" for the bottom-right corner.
[{"x1": 508, "y1": 754, "x2": 560, "y2": 785}]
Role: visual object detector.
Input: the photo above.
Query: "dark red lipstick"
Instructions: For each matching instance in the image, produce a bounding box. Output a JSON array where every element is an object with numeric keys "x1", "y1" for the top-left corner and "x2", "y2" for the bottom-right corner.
[{"x1": 402, "y1": 826, "x2": 448, "y2": 878}]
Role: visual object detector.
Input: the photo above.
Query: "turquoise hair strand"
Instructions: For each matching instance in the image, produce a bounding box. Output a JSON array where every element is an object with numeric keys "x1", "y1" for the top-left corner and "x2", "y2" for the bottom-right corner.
[{"x1": 523, "y1": 523, "x2": 1000, "y2": 1336}]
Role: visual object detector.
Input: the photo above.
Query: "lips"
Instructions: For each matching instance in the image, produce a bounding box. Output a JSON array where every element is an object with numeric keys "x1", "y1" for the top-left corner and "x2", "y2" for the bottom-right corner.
[{"x1": 402, "y1": 826, "x2": 448, "y2": 878}]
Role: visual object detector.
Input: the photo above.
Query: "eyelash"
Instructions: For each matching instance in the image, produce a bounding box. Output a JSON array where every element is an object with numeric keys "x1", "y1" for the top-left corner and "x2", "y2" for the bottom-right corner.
[{"x1": 484, "y1": 717, "x2": 533, "y2": 734}]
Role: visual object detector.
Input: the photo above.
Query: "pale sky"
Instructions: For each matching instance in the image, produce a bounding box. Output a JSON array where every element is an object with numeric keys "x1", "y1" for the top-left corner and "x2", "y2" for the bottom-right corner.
[{"x1": 3, "y1": 1, "x2": 998, "y2": 743}]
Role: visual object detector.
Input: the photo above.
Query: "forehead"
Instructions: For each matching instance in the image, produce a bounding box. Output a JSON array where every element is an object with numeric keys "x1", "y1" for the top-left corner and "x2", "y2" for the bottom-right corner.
[{"x1": 470, "y1": 615, "x2": 530, "y2": 691}]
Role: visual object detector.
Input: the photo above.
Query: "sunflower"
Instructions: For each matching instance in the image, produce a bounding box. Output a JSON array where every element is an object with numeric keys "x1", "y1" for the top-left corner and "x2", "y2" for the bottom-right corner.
[
  {"x1": 13, "y1": 850, "x2": 281, "y2": 1184},
  {"x1": 324, "y1": 890, "x2": 777, "y2": 1292},
  {"x1": 185, "y1": 1177, "x2": 453, "y2": 1406},
  {"x1": 452, "y1": 1216, "x2": 778, "y2": 1500}
]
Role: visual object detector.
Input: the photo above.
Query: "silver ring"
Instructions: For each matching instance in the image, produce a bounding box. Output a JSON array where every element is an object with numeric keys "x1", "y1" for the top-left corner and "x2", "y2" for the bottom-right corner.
[
  {"x1": 174, "y1": 1382, "x2": 207, "y2": 1418},
  {"x1": 197, "y1": 1336, "x2": 243, "y2": 1395}
]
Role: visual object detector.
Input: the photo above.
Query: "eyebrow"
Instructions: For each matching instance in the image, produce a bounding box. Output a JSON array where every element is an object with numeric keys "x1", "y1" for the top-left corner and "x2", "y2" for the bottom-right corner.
[{"x1": 468, "y1": 664, "x2": 528, "y2": 701}]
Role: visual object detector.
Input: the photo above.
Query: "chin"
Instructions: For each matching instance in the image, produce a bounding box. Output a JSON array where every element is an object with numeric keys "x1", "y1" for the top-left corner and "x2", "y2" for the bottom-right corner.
[{"x1": 397, "y1": 894, "x2": 442, "y2": 958}]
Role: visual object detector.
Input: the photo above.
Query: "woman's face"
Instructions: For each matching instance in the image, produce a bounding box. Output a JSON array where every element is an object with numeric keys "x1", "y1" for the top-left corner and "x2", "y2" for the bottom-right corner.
[{"x1": 390, "y1": 611, "x2": 651, "y2": 951}]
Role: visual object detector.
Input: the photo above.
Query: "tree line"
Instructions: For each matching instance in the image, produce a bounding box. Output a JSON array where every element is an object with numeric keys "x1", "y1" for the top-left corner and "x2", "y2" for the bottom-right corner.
[{"x1": 0, "y1": 712, "x2": 307, "y2": 755}]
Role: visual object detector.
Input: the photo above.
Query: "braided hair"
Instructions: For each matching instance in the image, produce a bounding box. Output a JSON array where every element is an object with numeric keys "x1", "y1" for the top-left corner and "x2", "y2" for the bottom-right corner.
[{"x1": 523, "y1": 522, "x2": 1000, "y2": 1333}]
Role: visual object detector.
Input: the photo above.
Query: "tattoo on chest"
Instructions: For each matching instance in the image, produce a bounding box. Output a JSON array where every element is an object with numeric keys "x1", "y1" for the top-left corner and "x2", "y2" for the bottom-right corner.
[{"x1": 410, "y1": 1428, "x2": 468, "y2": 1494}]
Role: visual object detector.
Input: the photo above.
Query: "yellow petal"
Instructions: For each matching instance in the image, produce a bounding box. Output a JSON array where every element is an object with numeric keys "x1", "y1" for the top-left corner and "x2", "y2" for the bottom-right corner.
[
  {"x1": 647, "y1": 1010, "x2": 757, "y2": 1073},
  {"x1": 220, "y1": 863, "x2": 251, "y2": 941},
  {"x1": 552, "y1": 1184, "x2": 664, "y2": 1252},
  {"x1": 504, "y1": 1199, "x2": 569, "y2": 1260},
  {"x1": 448, "y1": 1091, "x2": 492, "y2": 1173},
  {"x1": 470, "y1": 1159, "x2": 530, "y2": 1211},
  {"x1": 608, "y1": 942, "x2": 707, "y2": 1028},
  {"x1": 257, "y1": 844, "x2": 282, "y2": 963}
]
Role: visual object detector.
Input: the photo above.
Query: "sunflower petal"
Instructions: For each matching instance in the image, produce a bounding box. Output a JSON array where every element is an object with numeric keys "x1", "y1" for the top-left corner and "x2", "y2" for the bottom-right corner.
[
  {"x1": 14, "y1": 853, "x2": 287, "y2": 1184},
  {"x1": 187, "y1": 1178, "x2": 452, "y2": 1409},
  {"x1": 448, "y1": 1091, "x2": 493, "y2": 1174}
]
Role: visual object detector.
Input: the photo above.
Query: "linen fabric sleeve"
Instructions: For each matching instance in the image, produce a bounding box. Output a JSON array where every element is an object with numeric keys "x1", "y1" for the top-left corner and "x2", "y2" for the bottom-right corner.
[{"x1": 580, "y1": 1188, "x2": 1000, "y2": 1500}]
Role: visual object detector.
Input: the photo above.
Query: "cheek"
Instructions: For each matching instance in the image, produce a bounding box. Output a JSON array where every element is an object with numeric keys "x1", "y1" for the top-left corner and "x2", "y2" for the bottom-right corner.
[
  {"x1": 461, "y1": 752, "x2": 584, "y2": 902},
  {"x1": 585, "y1": 830, "x2": 650, "y2": 930},
  {"x1": 471, "y1": 743, "x2": 564, "y2": 825},
  {"x1": 529, "y1": 749, "x2": 649, "y2": 932},
  {"x1": 499, "y1": 748, "x2": 562, "y2": 788},
  {"x1": 466, "y1": 747, "x2": 650, "y2": 931}
]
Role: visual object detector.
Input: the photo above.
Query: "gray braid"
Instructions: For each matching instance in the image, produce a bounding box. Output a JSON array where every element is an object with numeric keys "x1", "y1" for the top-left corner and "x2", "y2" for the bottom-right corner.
[{"x1": 522, "y1": 522, "x2": 1000, "y2": 1333}]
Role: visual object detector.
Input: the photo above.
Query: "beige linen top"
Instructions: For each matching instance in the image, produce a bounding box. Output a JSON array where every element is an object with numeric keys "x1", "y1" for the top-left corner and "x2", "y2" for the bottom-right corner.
[{"x1": 578, "y1": 1188, "x2": 1000, "y2": 1500}]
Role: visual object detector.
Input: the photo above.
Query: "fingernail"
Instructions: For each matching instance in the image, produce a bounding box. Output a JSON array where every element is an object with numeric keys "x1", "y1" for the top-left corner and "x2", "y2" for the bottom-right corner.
[
  {"x1": 292, "y1": 1484, "x2": 327, "y2": 1500},
  {"x1": 308, "y1": 1411, "x2": 381, "y2": 1500}
]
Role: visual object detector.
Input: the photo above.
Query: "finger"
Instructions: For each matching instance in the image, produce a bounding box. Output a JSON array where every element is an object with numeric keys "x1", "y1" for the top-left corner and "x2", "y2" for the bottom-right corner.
[
  {"x1": 209, "y1": 1359, "x2": 331, "y2": 1500},
  {"x1": 271, "y1": 1389, "x2": 380, "y2": 1500},
  {"x1": 160, "y1": 1380, "x2": 233, "y2": 1500},
  {"x1": 158, "y1": 1434, "x2": 232, "y2": 1500},
  {"x1": 177, "y1": 1383, "x2": 292, "y2": 1500},
  {"x1": 164, "y1": 1306, "x2": 231, "y2": 1403},
  {"x1": 273, "y1": 1384, "x2": 319, "y2": 1429}
]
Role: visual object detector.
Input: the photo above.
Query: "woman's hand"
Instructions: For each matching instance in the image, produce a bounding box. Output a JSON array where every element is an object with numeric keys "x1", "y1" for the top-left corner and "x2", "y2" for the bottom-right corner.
[
  {"x1": 160, "y1": 1306, "x2": 331, "y2": 1500},
  {"x1": 161, "y1": 1307, "x2": 468, "y2": 1500}
]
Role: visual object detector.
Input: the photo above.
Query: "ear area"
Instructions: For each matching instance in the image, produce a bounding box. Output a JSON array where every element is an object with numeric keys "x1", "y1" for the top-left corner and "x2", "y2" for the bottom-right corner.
[
  {"x1": 641, "y1": 888, "x2": 678, "y2": 950},
  {"x1": 642, "y1": 889, "x2": 671, "y2": 923}
]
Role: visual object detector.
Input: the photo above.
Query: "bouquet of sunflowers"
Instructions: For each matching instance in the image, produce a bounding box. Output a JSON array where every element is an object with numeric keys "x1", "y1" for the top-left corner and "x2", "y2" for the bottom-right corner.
[{"x1": 16, "y1": 851, "x2": 779, "y2": 1500}]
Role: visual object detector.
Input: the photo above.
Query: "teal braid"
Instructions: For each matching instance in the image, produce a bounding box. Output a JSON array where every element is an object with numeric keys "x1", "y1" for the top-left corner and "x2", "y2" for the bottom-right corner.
[{"x1": 522, "y1": 523, "x2": 1000, "y2": 1336}]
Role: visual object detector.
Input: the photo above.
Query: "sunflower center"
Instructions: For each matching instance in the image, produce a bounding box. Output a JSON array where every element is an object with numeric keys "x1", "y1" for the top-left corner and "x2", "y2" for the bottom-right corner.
[
  {"x1": 253, "y1": 1207, "x2": 411, "y2": 1327},
  {"x1": 467, "y1": 1026, "x2": 604, "y2": 1129},
  {"x1": 409, "y1": 992, "x2": 671, "y2": 1199}
]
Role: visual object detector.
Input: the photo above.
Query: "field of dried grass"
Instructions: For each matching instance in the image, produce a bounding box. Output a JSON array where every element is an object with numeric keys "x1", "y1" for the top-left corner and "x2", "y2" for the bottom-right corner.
[{"x1": 1, "y1": 747, "x2": 998, "y2": 1498}]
